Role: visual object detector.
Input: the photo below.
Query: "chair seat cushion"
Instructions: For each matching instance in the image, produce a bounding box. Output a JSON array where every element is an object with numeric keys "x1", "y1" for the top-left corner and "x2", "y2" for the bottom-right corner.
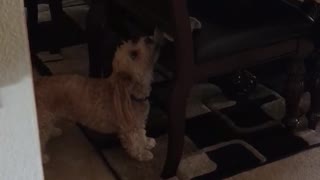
[{"x1": 189, "y1": 0, "x2": 312, "y2": 63}]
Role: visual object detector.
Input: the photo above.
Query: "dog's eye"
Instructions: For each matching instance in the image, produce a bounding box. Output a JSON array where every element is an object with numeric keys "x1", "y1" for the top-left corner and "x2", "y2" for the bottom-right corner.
[{"x1": 129, "y1": 50, "x2": 138, "y2": 60}]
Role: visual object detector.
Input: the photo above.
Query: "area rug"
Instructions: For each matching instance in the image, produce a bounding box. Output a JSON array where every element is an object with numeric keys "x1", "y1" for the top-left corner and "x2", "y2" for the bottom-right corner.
[
  {"x1": 36, "y1": 50, "x2": 320, "y2": 180},
  {"x1": 226, "y1": 146, "x2": 320, "y2": 180},
  {"x1": 88, "y1": 80, "x2": 318, "y2": 180}
]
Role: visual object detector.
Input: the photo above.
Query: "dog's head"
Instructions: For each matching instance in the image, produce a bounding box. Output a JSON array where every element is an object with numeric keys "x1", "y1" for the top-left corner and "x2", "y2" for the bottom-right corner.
[
  {"x1": 112, "y1": 29, "x2": 163, "y2": 83},
  {"x1": 111, "y1": 29, "x2": 163, "y2": 130}
]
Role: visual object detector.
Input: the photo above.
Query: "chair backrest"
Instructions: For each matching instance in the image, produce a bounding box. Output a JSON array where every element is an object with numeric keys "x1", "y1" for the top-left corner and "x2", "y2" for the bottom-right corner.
[
  {"x1": 169, "y1": 0, "x2": 195, "y2": 77},
  {"x1": 113, "y1": 0, "x2": 195, "y2": 77},
  {"x1": 114, "y1": 0, "x2": 171, "y2": 31}
]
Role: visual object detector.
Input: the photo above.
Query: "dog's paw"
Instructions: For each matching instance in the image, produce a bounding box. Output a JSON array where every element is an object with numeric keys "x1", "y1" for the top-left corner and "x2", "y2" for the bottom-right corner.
[
  {"x1": 145, "y1": 137, "x2": 156, "y2": 150},
  {"x1": 137, "y1": 150, "x2": 154, "y2": 161},
  {"x1": 42, "y1": 154, "x2": 50, "y2": 164},
  {"x1": 52, "y1": 127, "x2": 63, "y2": 137}
]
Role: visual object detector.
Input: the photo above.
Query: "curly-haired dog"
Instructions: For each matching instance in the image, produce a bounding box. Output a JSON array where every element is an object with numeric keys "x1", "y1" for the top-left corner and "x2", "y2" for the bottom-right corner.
[{"x1": 35, "y1": 30, "x2": 163, "y2": 163}]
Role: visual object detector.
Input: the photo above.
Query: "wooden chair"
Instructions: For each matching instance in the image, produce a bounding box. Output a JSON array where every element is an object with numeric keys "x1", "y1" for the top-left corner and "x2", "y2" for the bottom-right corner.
[
  {"x1": 25, "y1": 0, "x2": 86, "y2": 70},
  {"x1": 87, "y1": 0, "x2": 317, "y2": 178},
  {"x1": 25, "y1": 0, "x2": 64, "y2": 52}
]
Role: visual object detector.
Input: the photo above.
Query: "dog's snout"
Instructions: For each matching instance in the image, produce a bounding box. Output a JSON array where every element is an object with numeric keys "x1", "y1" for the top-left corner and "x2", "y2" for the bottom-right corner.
[{"x1": 144, "y1": 37, "x2": 154, "y2": 44}]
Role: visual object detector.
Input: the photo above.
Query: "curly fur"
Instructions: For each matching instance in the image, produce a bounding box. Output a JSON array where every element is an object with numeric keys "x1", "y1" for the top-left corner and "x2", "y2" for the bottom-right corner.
[{"x1": 35, "y1": 32, "x2": 162, "y2": 163}]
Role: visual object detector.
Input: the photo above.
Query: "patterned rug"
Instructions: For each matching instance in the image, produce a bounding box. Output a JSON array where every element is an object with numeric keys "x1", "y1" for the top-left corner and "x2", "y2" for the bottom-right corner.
[
  {"x1": 94, "y1": 80, "x2": 317, "y2": 180},
  {"x1": 37, "y1": 46, "x2": 320, "y2": 180},
  {"x1": 38, "y1": 45, "x2": 320, "y2": 180}
]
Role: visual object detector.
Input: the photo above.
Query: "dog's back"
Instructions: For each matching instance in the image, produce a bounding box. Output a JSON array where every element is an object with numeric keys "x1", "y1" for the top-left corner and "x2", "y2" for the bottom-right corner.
[
  {"x1": 35, "y1": 75, "x2": 117, "y2": 132},
  {"x1": 35, "y1": 75, "x2": 87, "y2": 111}
]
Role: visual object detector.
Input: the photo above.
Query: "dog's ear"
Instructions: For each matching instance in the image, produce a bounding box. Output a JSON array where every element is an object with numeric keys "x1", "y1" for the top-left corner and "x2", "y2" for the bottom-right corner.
[
  {"x1": 112, "y1": 72, "x2": 135, "y2": 131},
  {"x1": 153, "y1": 27, "x2": 164, "y2": 45}
]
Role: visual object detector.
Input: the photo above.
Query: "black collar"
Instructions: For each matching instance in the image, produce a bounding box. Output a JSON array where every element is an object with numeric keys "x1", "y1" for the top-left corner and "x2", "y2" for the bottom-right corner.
[{"x1": 130, "y1": 94, "x2": 149, "y2": 102}]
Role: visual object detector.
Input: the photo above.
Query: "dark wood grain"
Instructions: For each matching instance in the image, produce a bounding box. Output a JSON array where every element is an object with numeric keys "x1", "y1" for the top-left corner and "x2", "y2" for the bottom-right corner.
[
  {"x1": 283, "y1": 57, "x2": 306, "y2": 129},
  {"x1": 86, "y1": 0, "x2": 118, "y2": 78},
  {"x1": 309, "y1": 54, "x2": 320, "y2": 129}
]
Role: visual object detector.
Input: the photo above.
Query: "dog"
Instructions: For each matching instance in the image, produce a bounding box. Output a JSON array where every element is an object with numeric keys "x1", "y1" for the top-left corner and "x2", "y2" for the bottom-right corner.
[{"x1": 35, "y1": 29, "x2": 163, "y2": 164}]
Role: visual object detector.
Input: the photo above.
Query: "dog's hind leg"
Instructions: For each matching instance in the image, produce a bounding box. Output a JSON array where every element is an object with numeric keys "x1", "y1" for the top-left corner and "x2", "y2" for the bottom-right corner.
[
  {"x1": 39, "y1": 128, "x2": 51, "y2": 164},
  {"x1": 37, "y1": 109, "x2": 57, "y2": 164},
  {"x1": 51, "y1": 127, "x2": 63, "y2": 137},
  {"x1": 42, "y1": 153, "x2": 50, "y2": 164},
  {"x1": 40, "y1": 125, "x2": 61, "y2": 164}
]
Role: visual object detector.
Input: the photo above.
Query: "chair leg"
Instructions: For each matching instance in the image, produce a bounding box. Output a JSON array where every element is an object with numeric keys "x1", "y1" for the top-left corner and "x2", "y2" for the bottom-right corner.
[
  {"x1": 86, "y1": 0, "x2": 116, "y2": 78},
  {"x1": 309, "y1": 56, "x2": 320, "y2": 129},
  {"x1": 283, "y1": 57, "x2": 308, "y2": 130},
  {"x1": 31, "y1": 53, "x2": 52, "y2": 76},
  {"x1": 86, "y1": 0, "x2": 105, "y2": 77},
  {"x1": 25, "y1": 0, "x2": 38, "y2": 50},
  {"x1": 161, "y1": 81, "x2": 192, "y2": 178},
  {"x1": 49, "y1": 0, "x2": 63, "y2": 53}
]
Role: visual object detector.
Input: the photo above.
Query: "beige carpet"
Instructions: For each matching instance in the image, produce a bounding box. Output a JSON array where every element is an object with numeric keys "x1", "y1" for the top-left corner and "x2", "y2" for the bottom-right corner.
[
  {"x1": 44, "y1": 122, "x2": 116, "y2": 180},
  {"x1": 228, "y1": 146, "x2": 320, "y2": 180}
]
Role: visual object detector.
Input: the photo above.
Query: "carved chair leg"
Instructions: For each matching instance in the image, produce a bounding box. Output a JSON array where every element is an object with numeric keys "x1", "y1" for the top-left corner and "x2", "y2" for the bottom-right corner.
[
  {"x1": 283, "y1": 57, "x2": 309, "y2": 130},
  {"x1": 309, "y1": 56, "x2": 320, "y2": 129},
  {"x1": 86, "y1": 0, "x2": 117, "y2": 78},
  {"x1": 25, "y1": 0, "x2": 38, "y2": 51},
  {"x1": 49, "y1": 0, "x2": 63, "y2": 53},
  {"x1": 161, "y1": 81, "x2": 192, "y2": 178}
]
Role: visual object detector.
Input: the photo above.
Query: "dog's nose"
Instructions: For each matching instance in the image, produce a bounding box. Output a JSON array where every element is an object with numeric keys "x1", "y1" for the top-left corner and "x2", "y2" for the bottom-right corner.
[{"x1": 144, "y1": 37, "x2": 154, "y2": 44}]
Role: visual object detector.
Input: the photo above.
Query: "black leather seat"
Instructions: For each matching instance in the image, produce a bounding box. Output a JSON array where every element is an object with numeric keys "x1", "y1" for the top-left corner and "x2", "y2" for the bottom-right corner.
[
  {"x1": 114, "y1": 0, "x2": 312, "y2": 63},
  {"x1": 188, "y1": 0, "x2": 312, "y2": 62}
]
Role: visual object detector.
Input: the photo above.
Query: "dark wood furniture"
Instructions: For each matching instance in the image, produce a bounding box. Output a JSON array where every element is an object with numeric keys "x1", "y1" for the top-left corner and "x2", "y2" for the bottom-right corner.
[
  {"x1": 308, "y1": 49, "x2": 320, "y2": 129},
  {"x1": 87, "y1": 0, "x2": 317, "y2": 178},
  {"x1": 86, "y1": 0, "x2": 121, "y2": 78},
  {"x1": 308, "y1": 9, "x2": 320, "y2": 129},
  {"x1": 25, "y1": 0, "x2": 64, "y2": 52},
  {"x1": 86, "y1": 0, "x2": 110, "y2": 77},
  {"x1": 25, "y1": 0, "x2": 86, "y2": 73}
]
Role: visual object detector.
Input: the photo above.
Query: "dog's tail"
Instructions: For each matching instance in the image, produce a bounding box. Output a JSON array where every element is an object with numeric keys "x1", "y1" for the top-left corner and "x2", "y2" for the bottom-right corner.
[{"x1": 112, "y1": 72, "x2": 135, "y2": 131}]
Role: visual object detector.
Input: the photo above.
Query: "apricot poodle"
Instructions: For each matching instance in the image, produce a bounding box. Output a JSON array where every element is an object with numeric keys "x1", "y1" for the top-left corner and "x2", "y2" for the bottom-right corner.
[{"x1": 35, "y1": 30, "x2": 163, "y2": 163}]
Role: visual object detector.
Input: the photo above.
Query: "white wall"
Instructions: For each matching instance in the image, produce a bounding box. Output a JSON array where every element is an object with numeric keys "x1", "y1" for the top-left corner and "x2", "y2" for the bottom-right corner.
[{"x1": 0, "y1": 1, "x2": 44, "y2": 180}]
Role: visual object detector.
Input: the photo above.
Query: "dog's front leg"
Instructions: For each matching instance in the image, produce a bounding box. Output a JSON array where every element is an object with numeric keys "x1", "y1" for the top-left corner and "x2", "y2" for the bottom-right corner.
[
  {"x1": 119, "y1": 129, "x2": 154, "y2": 161},
  {"x1": 140, "y1": 129, "x2": 156, "y2": 150}
]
